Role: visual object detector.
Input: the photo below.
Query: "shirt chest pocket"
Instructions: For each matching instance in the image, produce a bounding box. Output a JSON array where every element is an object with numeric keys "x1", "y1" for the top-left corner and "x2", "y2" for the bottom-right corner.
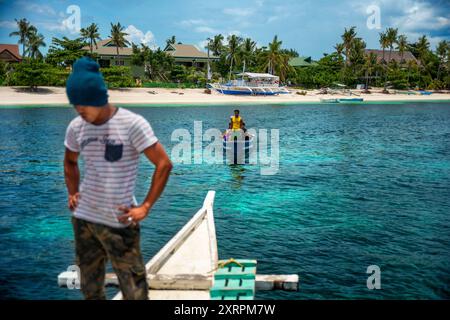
[{"x1": 104, "y1": 143, "x2": 123, "y2": 162}]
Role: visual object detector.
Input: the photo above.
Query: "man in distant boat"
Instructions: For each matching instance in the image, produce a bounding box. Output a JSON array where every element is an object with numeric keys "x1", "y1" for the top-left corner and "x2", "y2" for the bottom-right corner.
[
  {"x1": 229, "y1": 109, "x2": 247, "y2": 132},
  {"x1": 63, "y1": 57, "x2": 172, "y2": 300}
]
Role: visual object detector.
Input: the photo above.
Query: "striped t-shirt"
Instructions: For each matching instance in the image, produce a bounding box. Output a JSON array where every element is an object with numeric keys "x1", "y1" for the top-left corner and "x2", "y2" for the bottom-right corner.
[{"x1": 64, "y1": 107, "x2": 158, "y2": 228}]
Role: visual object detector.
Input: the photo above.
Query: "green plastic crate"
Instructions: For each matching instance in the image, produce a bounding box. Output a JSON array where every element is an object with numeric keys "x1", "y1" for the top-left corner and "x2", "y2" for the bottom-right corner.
[{"x1": 210, "y1": 259, "x2": 257, "y2": 300}]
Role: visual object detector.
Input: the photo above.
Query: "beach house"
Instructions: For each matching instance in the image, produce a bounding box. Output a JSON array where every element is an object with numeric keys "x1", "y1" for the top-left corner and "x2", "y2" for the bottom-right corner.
[
  {"x1": 163, "y1": 43, "x2": 219, "y2": 68},
  {"x1": 0, "y1": 44, "x2": 22, "y2": 63},
  {"x1": 81, "y1": 39, "x2": 144, "y2": 77},
  {"x1": 364, "y1": 49, "x2": 419, "y2": 65}
]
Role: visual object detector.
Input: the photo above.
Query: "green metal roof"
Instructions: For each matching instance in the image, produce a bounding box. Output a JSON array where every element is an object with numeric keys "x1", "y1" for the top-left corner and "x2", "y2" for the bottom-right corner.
[{"x1": 288, "y1": 56, "x2": 317, "y2": 67}]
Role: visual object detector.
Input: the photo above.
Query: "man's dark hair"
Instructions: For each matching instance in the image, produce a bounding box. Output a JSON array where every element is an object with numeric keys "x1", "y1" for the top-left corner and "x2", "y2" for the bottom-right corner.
[{"x1": 234, "y1": 109, "x2": 239, "y2": 113}]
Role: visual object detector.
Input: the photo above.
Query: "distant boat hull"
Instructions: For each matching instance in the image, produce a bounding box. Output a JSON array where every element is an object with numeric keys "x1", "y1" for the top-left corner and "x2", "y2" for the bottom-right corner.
[
  {"x1": 320, "y1": 98, "x2": 339, "y2": 103},
  {"x1": 338, "y1": 98, "x2": 364, "y2": 102},
  {"x1": 208, "y1": 83, "x2": 289, "y2": 96},
  {"x1": 223, "y1": 130, "x2": 254, "y2": 164}
]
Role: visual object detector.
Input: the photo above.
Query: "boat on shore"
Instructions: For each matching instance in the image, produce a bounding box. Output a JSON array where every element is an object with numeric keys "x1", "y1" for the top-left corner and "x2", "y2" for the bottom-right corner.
[
  {"x1": 320, "y1": 97, "x2": 364, "y2": 103},
  {"x1": 208, "y1": 72, "x2": 290, "y2": 96},
  {"x1": 337, "y1": 98, "x2": 364, "y2": 103},
  {"x1": 319, "y1": 98, "x2": 339, "y2": 103},
  {"x1": 58, "y1": 191, "x2": 299, "y2": 300}
]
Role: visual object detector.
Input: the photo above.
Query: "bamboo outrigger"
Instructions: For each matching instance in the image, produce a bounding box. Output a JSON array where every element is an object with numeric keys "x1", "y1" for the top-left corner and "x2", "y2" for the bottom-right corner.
[{"x1": 58, "y1": 191, "x2": 299, "y2": 299}]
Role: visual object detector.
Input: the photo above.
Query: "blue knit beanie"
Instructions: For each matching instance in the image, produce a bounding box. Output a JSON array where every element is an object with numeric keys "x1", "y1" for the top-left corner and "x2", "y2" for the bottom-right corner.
[{"x1": 66, "y1": 57, "x2": 108, "y2": 107}]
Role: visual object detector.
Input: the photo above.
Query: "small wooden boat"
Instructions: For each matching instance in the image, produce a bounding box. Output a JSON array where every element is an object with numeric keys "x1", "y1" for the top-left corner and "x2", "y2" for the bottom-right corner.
[
  {"x1": 337, "y1": 98, "x2": 364, "y2": 103},
  {"x1": 58, "y1": 191, "x2": 299, "y2": 299},
  {"x1": 320, "y1": 98, "x2": 339, "y2": 103}
]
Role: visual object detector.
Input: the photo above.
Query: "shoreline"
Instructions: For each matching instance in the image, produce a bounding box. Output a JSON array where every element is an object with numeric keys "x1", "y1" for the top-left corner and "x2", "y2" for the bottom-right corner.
[{"x1": 1, "y1": 86, "x2": 450, "y2": 107}]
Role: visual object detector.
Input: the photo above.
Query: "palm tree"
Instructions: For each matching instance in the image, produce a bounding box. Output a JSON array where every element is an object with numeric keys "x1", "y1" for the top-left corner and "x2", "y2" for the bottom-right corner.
[
  {"x1": 264, "y1": 35, "x2": 283, "y2": 75},
  {"x1": 240, "y1": 38, "x2": 256, "y2": 72},
  {"x1": 378, "y1": 31, "x2": 390, "y2": 91},
  {"x1": 364, "y1": 52, "x2": 377, "y2": 91},
  {"x1": 341, "y1": 26, "x2": 357, "y2": 66},
  {"x1": 9, "y1": 18, "x2": 37, "y2": 56},
  {"x1": 211, "y1": 34, "x2": 224, "y2": 56},
  {"x1": 386, "y1": 27, "x2": 398, "y2": 63},
  {"x1": 80, "y1": 23, "x2": 101, "y2": 54},
  {"x1": 110, "y1": 22, "x2": 130, "y2": 63},
  {"x1": 415, "y1": 35, "x2": 431, "y2": 86},
  {"x1": 334, "y1": 43, "x2": 345, "y2": 59},
  {"x1": 406, "y1": 59, "x2": 417, "y2": 88},
  {"x1": 396, "y1": 34, "x2": 408, "y2": 64},
  {"x1": 226, "y1": 34, "x2": 242, "y2": 80},
  {"x1": 25, "y1": 30, "x2": 46, "y2": 59},
  {"x1": 379, "y1": 32, "x2": 389, "y2": 63},
  {"x1": 416, "y1": 35, "x2": 430, "y2": 65},
  {"x1": 166, "y1": 35, "x2": 176, "y2": 48},
  {"x1": 436, "y1": 40, "x2": 448, "y2": 80}
]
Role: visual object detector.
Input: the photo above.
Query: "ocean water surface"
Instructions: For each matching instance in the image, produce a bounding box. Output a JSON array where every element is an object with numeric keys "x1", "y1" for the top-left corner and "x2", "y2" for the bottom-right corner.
[{"x1": 0, "y1": 102, "x2": 449, "y2": 299}]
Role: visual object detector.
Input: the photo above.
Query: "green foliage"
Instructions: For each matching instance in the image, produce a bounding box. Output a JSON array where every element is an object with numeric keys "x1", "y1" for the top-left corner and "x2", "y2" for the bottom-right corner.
[
  {"x1": 0, "y1": 61, "x2": 7, "y2": 85},
  {"x1": 142, "y1": 81, "x2": 203, "y2": 89},
  {"x1": 5, "y1": 58, "x2": 68, "y2": 88},
  {"x1": 46, "y1": 37, "x2": 87, "y2": 67},
  {"x1": 101, "y1": 66, "x2": 135, "y2": 88}
]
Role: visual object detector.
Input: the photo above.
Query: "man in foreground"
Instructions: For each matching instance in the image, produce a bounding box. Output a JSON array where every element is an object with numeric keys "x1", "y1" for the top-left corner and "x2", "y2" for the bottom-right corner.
[{"x1": 64, "y1": 57, "x2": 172, "y2": 300}]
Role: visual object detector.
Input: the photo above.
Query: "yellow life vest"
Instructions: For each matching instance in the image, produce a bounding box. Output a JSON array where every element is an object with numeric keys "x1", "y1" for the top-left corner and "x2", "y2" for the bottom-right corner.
[{"x1": 231, "y1": 116, "x2": 242, "y2": 130}]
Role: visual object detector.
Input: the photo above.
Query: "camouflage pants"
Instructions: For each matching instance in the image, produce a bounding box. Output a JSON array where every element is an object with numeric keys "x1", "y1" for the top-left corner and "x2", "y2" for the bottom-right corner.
[{"x1": 72, "y1": 217, "x2": 148, "y2": 300}]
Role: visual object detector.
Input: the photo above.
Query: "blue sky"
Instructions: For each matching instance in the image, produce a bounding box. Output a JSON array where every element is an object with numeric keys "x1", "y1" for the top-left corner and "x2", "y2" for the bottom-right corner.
[{"x1": 0, "y1": 0, "x2": 449, "y2": 59}]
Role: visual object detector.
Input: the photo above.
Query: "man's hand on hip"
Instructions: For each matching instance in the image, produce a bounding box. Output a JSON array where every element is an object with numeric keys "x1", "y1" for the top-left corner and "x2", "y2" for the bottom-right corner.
[{"x1": 117, "y1": 204, "x2": 150, "y2": 224}]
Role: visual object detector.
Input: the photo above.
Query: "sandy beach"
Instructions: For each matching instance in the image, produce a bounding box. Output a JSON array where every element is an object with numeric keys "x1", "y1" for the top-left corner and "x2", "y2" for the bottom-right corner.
[{"x1": 0, "y1": 86, "x2": 449, "y2": 106}]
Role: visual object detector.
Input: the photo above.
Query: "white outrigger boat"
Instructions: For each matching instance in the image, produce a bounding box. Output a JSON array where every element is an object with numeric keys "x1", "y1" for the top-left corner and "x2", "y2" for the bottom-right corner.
[
  {"x1": 58, "y1": 191, "x2": 298, "y2": 299},
  {"x1": 208, "y1": 72, "x2": 290, "y2": 96}
]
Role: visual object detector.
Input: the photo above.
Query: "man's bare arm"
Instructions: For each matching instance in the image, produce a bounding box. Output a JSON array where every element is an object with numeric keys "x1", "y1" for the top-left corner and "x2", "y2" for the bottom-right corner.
[
  {"x1": 118, "y1": 142, "x2": 172, "y2": 223},
  {"x1": 64, "y1": 148, "x2": 80, "y2": 211}
]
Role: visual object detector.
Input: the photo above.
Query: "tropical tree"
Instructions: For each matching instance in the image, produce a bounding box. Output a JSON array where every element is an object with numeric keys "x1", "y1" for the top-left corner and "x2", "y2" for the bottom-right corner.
[
  {"x1": 363, "y1": 52, "x2": 378, "y2": 90},
  {"x1": 396, "y1": 34, "x2": 408, "y2": 64},
  {"x1": 46, "y1": 37, "x2": 87, "y2": 67},
  {"x1": 436, "y1": 40, "x2": 448, "y2": 81},
  {"x1": 239, "y1": 37, "x2": 256, "y2": 71},
  {"x1": 378, "y1": 31, "x2": 390, "y2": 90},
  {"x1": 414, "y1": 35, "x2": 432, "y2": 86},
  {"x1": 259, "y1": 35, "x2": 292, "y2": 82},
  {"x1": 25, "y1": 30, "x2": 46, "y2": 59},
  {"x1": 341, "y1": 26, "x2": 357, "y2": 66},
  {"x1": 9, "y1": 18, "x2": 37, "y2": 56},
  {"x1": 80, "y1": 23, "x2": 101, "y2": 54},
  {"x1": 334, "y1": 43, "x2": 345, "y2": 60},
  {"x1": 262, "y1": 35, "x2": 282, "y2": 75},
  {"x1": 210, "y1": 34, "x2": 224, "y2": 56},
  {"x1": 110, "y1": 22, "x2": 130, "y2": 62},
  {"x1": 226, "y1": 34, "x2": 242, "y2": 80},
  {"x1": 385, "y1": 27, "x2": 398, "y2": 63},
  {"x1": 165, "y1": 35, "x2": 176, "y2": 48},
  {"x1": 379, "y1": 31, "x2": 389, "y2": 63}
]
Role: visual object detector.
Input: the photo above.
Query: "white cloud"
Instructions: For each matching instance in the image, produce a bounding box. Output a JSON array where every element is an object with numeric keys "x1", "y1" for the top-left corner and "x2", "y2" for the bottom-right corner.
[
  {"x1": 195, "y1": 40, "x2": 209, "y2": 51},
  {"x1": 267, "y1": 16, "x2": 279, "y2": 23},
  {"x1": 0, "y1": 20, "x2": 17, "y2": 28},
  {"x1": 179, "y1": 19, "x2": 208, "y2": 27},
  {"x1": 16, "y1": 0, "x2": 56, "y2": 16},
  {"x1": 223, "y1": 8, "x2": 255, "y2": 17},
  {"x1": 351, "y1": 0, "x2": 450, "y2": 32},
  {"x1": 124, "y1": 25, "x2": 157, "y2": 49},
  {"x1": 195, "y1": 26, "x2": 218, "y2": 33}
]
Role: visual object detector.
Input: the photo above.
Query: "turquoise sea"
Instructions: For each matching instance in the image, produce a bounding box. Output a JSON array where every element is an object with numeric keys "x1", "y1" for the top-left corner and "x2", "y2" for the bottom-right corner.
[{"x1": 0, "y1": 102, "x2": 449, "y2": 299}]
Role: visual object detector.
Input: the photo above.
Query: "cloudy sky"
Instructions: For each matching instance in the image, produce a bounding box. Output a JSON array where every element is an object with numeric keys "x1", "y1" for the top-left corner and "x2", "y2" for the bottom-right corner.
[{"x1": 0, "y1": 0, "x2": 449, "y2": 59}]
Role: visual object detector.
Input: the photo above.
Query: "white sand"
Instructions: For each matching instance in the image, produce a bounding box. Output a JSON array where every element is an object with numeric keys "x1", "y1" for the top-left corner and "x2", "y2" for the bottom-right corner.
[{"x1": 0, "y1": 86, "x2": 449, "y2": 106}]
